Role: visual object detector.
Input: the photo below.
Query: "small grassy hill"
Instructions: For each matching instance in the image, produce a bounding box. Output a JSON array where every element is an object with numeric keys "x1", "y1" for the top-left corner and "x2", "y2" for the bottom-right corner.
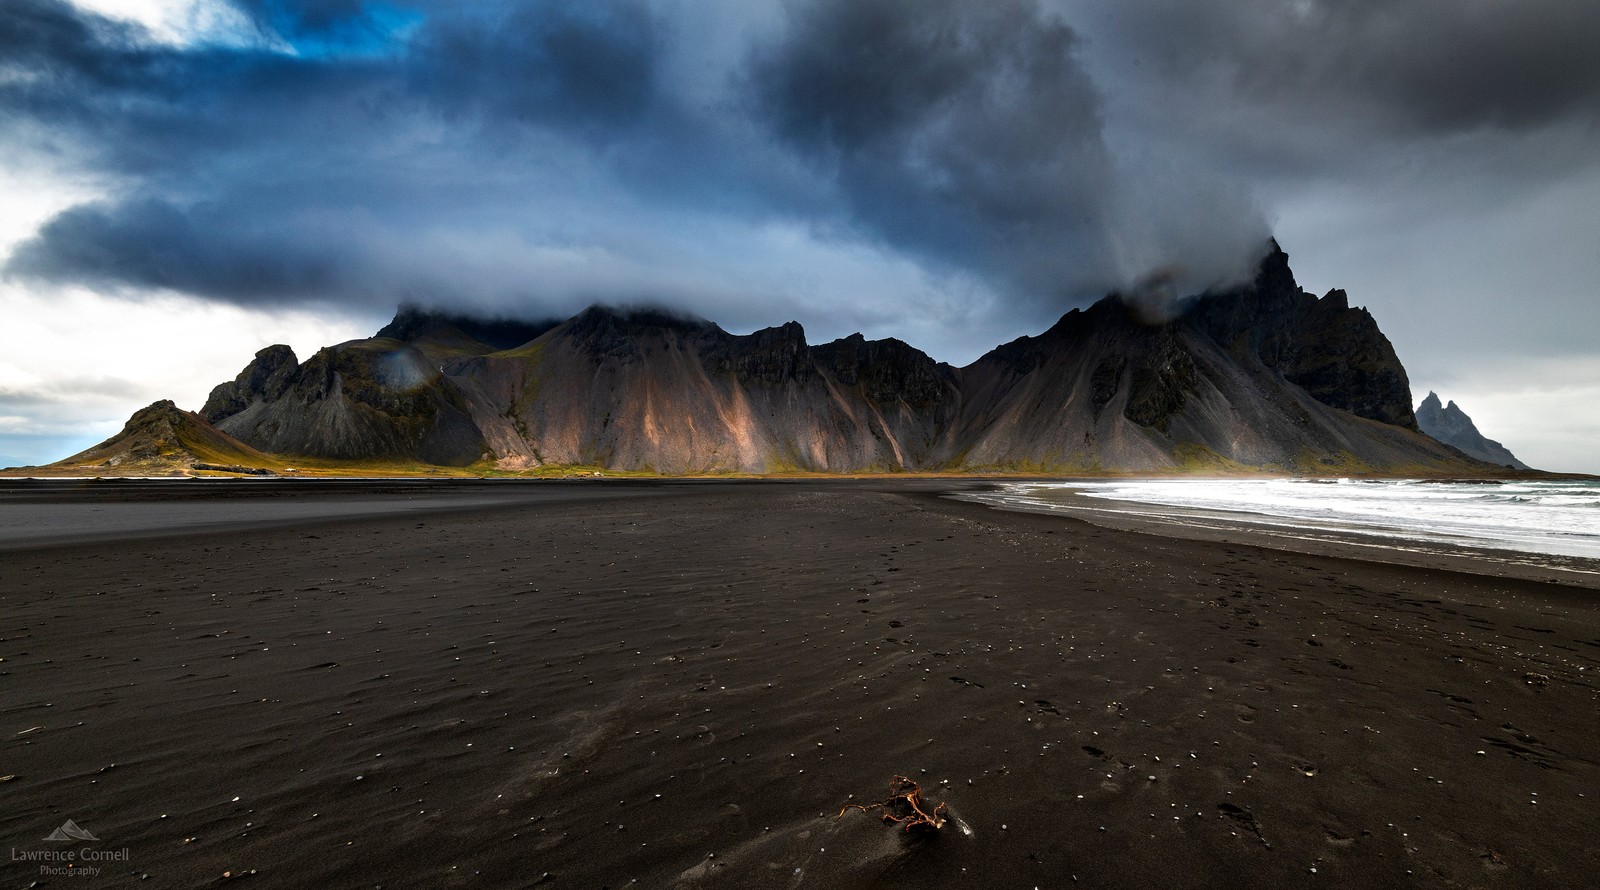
[{"x1": 50, "y1": 400, "x2": 287, "y2": 476}]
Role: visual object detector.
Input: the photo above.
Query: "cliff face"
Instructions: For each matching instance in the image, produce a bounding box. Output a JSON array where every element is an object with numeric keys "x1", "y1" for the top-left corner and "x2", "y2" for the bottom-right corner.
[
  {"x1": 443, "y1": 308, "x2": 961, "y2": 472},
  {"x1": 1186, "y1": 243, "x2": 1417, "y2": 429},
  {"x1": 1416, "y1": 392, "x2": 1530, "y2": 470},
  {"x1": 182, "y1": 242, "x2": 1490, "y2": 474},
  {"x1": 201, "y1": 344, "x2": 298, "y2": 423}
]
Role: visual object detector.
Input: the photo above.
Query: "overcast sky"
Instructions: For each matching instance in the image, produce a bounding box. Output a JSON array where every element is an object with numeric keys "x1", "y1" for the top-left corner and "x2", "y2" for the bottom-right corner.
[{"x1": 2, "y1": 0, "x2": 1597, "y2": 472}]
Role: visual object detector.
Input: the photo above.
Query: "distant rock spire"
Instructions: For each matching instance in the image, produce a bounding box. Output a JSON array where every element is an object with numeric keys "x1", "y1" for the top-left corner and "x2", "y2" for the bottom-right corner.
[{"x1": 1416, "y1": 393, "x2": 1530, "y2": 469}]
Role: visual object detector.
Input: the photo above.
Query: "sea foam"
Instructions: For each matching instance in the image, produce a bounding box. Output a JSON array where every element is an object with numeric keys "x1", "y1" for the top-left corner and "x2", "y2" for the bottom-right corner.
[{"x1": 980, "y1": 478, "x2": 1600, "y2": 562}]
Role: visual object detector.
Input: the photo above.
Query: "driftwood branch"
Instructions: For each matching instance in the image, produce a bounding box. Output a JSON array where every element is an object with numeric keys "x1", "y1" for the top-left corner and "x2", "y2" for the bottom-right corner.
[{"x1": 838, "y1": 775, "x2": 948, "y2": 832}]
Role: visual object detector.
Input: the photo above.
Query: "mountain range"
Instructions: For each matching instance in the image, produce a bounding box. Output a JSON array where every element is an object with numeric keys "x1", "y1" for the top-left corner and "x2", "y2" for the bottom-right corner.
[{"x1": 42, "y1": 242, "x2": 1521, "y2": 476}]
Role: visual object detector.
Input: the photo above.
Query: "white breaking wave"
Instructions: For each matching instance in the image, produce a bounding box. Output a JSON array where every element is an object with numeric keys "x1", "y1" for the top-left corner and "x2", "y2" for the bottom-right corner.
[{"x1": 985, "y1": 478, "x2": 1600, "y2": 561}]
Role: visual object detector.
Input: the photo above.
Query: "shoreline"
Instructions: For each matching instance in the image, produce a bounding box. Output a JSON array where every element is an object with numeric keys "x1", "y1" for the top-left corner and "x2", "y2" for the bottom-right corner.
[
  {"x1": 6, "y1": 476, "x2": 1594, "y2": 588},
  {"x1": 950, "y1": 482, "x2": 1600, "y2": 591}
]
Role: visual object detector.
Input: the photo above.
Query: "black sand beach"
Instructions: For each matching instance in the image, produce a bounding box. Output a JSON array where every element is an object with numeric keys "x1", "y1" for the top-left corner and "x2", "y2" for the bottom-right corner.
[{"x1": 3, "y1": 480, "x2": 1596, "y2": 888}]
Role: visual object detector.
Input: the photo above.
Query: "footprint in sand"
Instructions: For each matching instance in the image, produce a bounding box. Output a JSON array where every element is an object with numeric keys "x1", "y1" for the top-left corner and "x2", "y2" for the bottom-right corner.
[
  {"x1": 1323, "y1": 826, "x2": 1355, "y2": 848},
  {"x1": 1216, "y1": 803, "x2": 1265, "y2": 842}
]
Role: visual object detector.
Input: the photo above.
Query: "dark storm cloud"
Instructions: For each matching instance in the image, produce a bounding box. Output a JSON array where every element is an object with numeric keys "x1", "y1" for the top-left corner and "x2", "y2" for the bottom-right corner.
[
  {"x1": 410, "y1": 2, "x2": 661, "y2": 137},
  {"x1": 0, "y1": 0, "x2": 679, "y2": 309},
  {"x1": 0, "y1": 0, "x2": 662, "y2": 165},
  {"x1": 0, "y1": 0, "x2": 1282, "y2": 322},
  {"x1": 19, "y1": 0, "x2": 1592, "y2": 331},
  {"x1": 1065, "y1": 0, "x2": 1600, "y2": 183},
  {"x1": 6, "y1": 198, "x2": 347, "y2": 301},
  {"x1": 747, "y1": 0, "x2": 1121, "y2": 298},
  {"x1": 1102, "y1": 0, "x2": 1600, "y2": 134},
  {"x1": 0, "y1": 0, "x2": 168, "y2": 103}
]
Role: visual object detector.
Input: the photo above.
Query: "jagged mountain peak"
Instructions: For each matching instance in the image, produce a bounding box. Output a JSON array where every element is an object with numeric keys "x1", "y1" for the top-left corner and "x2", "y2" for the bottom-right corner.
[
  {"x1": 201, "y1": 344, "x2": 299, "y2": 423},
  {"x1": 1253, "y1": 237, "x2": 1298, "y2": 294}
]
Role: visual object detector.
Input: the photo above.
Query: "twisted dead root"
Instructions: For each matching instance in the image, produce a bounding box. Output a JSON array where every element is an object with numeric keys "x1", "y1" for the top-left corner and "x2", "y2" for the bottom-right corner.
[{"x1": 837, "y1": 775, "x2": 948, "y2": 832}]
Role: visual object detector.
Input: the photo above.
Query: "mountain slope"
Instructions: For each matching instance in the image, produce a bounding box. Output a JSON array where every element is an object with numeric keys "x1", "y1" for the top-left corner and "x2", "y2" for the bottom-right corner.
[
  {"x1": 183, "y1": 242, "x2": 1495, "y2": 475},
  {"x1": 1416, "y1": 392, "x2": 1530, "y2": 469},
  {"x1": 444, "y1": 307, "x2": 961, "y2": 473},
  {"x1": 203, "y1": 339, "x2": 490, "y2": 466},
  {"x1": 57, "y1": 400, "x2": 282, "y2": 474}
]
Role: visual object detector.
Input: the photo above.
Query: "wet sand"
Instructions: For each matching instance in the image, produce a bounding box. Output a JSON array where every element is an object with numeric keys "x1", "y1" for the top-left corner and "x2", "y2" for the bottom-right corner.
[{"x1": 2, "y1": 480, "x2": 1596, "y2": 888}]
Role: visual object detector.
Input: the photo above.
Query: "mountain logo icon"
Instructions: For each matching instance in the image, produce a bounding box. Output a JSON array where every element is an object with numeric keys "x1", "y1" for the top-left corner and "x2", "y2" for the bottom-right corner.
[{"x1": 44, "y1": 820, "x2": 99, "y2": 842}]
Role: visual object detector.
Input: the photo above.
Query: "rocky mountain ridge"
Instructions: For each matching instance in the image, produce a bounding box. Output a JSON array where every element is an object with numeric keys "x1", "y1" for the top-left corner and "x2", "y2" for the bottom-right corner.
[{"x1": 56, "y1": 241, "x2": 1511, "y2": 476}]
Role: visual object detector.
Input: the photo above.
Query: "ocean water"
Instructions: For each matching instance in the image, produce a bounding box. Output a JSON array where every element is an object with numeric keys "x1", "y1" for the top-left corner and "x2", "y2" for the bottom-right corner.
[{"x1": 977, "y1": 478, "x2": 1600, "y2": 562}]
